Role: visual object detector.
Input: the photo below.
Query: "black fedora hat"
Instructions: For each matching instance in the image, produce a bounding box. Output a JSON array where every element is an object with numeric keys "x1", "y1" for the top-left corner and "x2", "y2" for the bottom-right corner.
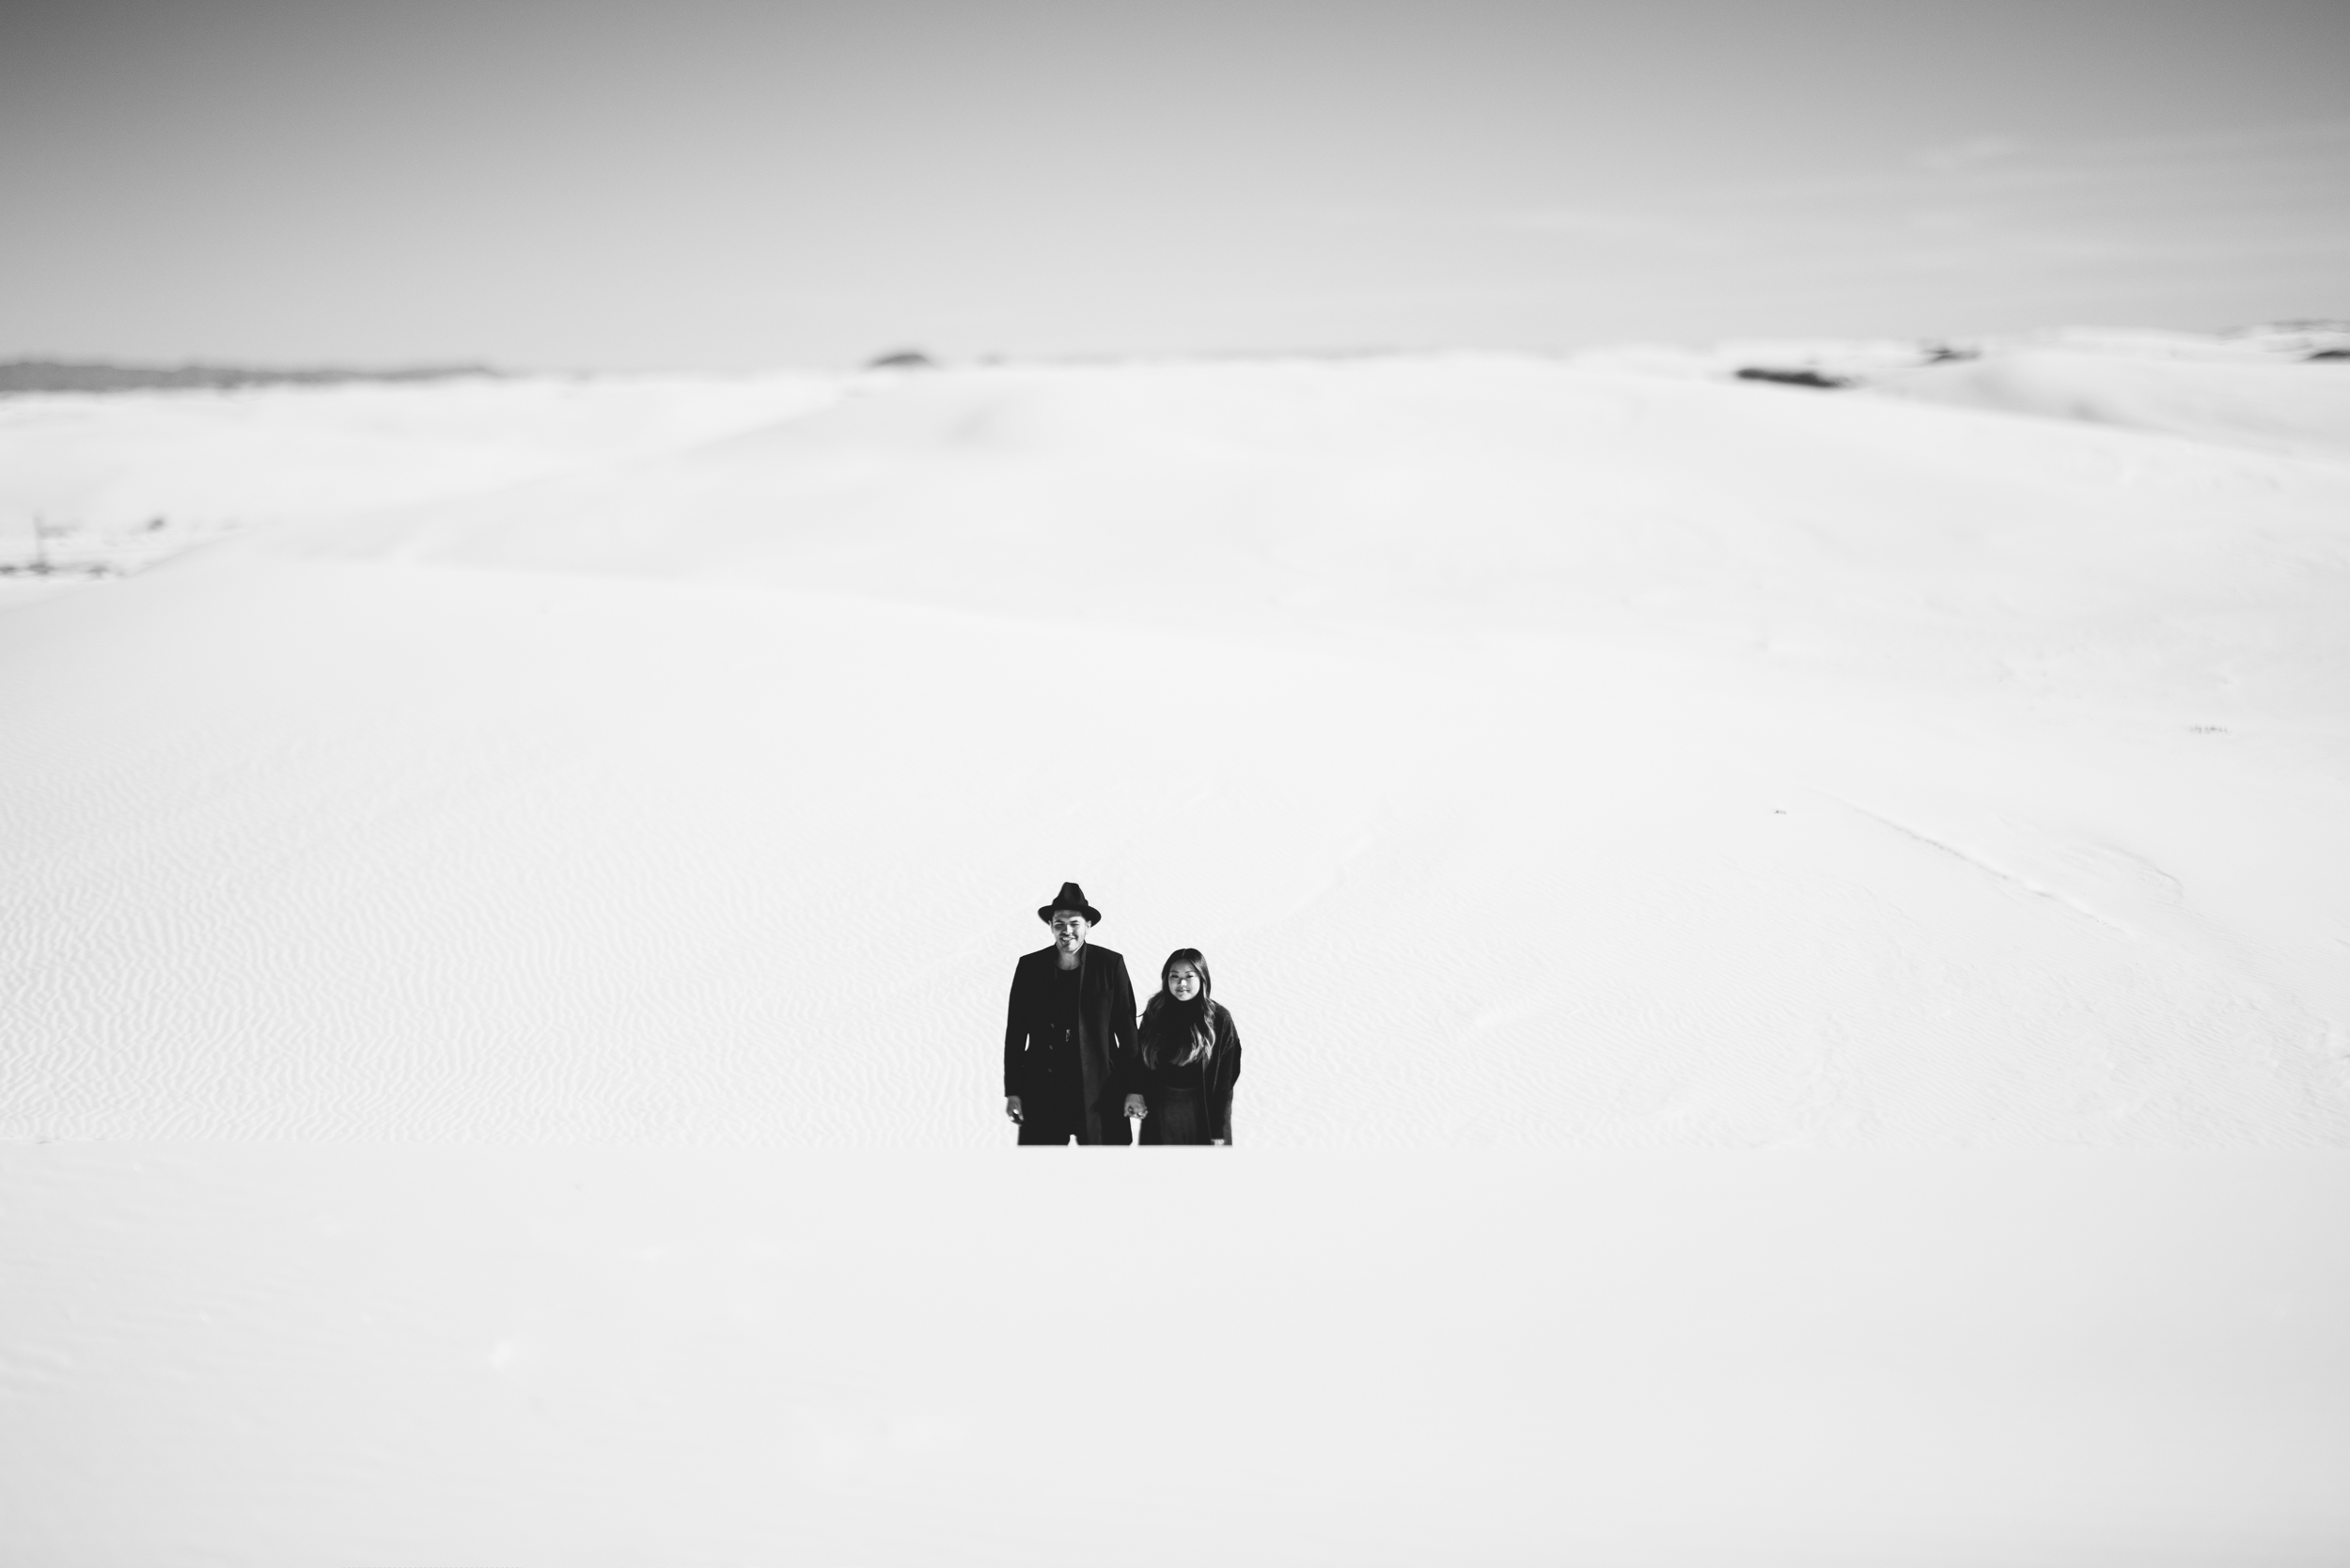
[{"x1": 1037, "y1": 882, "x2": 1103, "y2": 925}]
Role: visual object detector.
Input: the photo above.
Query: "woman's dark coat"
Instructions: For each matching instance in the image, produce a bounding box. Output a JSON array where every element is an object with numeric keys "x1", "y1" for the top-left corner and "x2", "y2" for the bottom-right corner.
[
  {"x1": 1134, "y1": 999, "x2": 1243, "y2": 1146},
  {"x1": 1002, "y1": 943, "x2": 1139, "y2": 1145}
]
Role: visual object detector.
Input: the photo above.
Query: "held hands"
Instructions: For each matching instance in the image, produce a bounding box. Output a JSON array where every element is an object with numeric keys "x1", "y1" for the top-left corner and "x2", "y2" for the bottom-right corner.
[
  {"x1": 1006, "y1": 1094, "x2": 1155, "y2": 1123},
  {"x1": 1007, "y1": 1095, "x2": 1151, "y2": 1123}
]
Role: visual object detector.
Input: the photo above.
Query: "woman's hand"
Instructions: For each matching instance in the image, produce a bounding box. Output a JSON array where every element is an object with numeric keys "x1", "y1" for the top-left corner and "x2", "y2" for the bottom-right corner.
[
  {"x1": 1005, "y1": 1096, "x2": 1023, "y2": 1123},
  {"x1": 1124, "y1": 1093, "x2": 1147, "y2": 1120}
]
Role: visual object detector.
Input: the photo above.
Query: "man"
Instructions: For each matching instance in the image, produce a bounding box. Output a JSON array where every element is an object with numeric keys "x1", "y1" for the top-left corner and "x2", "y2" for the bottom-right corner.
[{"x1": 1003, "y1": 882, "x2": 1145, "y2": 1145}]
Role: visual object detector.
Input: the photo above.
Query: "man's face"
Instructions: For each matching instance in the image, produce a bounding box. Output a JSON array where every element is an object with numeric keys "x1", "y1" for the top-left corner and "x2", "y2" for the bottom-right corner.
[{"x1": 1049, "y1": 912, "x2": 1090, "y2": 956}]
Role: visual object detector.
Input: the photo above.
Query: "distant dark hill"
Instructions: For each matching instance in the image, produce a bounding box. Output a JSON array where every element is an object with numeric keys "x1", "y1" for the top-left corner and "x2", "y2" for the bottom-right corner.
[
  {"x1": 0, "y1": 360, "x2": 496, "y2": 395},
  {"x1": 1734, "y1": 367, "x2": 1851, "y2": 389}
]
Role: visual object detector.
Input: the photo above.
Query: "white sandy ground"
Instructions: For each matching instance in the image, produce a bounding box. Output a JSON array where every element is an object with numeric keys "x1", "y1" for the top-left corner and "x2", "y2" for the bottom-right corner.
[
  {"x1": 3, "y1": 339, "x2": 2348, "y2": 1144},
  {"x1": 4, "y1": 335, "x2": 2350, "y2": 1564},
  {"x1": 3, "y1": 1147, "x2": 2348, "y2": 1568},
  {"x1": 0, "y1": 371, "x2": 839, "y2": 591},
  {"x1": 1580, "y1": 324, "x2": 2350, "y2": 465}
]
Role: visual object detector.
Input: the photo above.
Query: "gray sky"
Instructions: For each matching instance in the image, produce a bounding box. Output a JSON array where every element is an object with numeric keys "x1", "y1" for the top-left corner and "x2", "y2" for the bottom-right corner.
[{"x1": 4, "y1": 0, "x2": 2344, "y2": 368}]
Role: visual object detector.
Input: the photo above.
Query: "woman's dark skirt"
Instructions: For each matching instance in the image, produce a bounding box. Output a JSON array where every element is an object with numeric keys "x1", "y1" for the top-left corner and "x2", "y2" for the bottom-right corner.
[{"x1": 1149, "y1": 1088, "x2": 1213, "y2": 1145}]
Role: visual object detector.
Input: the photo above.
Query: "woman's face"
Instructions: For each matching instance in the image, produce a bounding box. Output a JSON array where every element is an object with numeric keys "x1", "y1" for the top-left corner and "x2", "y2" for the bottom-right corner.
[{"x1": 1167, "y1": 963, "x2": 1201, "y2": 1001}]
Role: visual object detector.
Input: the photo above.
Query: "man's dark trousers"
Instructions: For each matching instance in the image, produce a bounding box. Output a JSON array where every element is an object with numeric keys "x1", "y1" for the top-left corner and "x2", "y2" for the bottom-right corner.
[{"x1": 1017, "y1": 1095, "x2": 1135, "y2": 1146}]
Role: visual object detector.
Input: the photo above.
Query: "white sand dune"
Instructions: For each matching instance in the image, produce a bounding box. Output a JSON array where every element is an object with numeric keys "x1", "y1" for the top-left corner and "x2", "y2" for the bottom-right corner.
[
  {"x1": 0, "y1": 371, "x2": 838, "y2": 589},
  {"x1": 4, "y1": 349, "x2": 2348, "y2": 1144},
  {"x1": 1582, "y1": 324, "x2": 2350, "y2": 462},
  {"x1": 3, "y1": 1146, "x2": 2345, "y2": 1567},
  {"x1": 6, "y1": 343, "x2": 2350, "y2": 1565},
  {"x1": 1870, "y1": 331, "x2": 2350, "y2": 465}
]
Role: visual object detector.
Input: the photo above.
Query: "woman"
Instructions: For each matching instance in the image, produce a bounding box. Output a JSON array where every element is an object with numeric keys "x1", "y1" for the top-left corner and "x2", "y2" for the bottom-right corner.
[{"x1": 1131, "y1": 949, "x2": 1243, "y2": 1146}]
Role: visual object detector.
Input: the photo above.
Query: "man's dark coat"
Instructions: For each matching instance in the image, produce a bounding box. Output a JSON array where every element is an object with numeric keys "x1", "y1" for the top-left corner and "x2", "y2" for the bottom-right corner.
[{"x1": 1003, "y1": 942, "x2": 1139, "y2": 1145}]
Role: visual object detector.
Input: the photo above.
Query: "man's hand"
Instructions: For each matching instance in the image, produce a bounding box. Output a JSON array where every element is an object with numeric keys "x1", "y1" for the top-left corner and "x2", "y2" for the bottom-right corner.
[
  {"x1": 1124, "y1": 1093, "x2": 1147, "y2": 1120},
  {"x1": 1005, "y1": 1096, "x2": 1023, "y2": 1123}
]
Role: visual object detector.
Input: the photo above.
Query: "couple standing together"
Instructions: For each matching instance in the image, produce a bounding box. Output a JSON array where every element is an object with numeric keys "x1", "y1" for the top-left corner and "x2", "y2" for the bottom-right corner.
[{"x1": 1003, "y1": 882, "x2": 1243, "y2": 1146}]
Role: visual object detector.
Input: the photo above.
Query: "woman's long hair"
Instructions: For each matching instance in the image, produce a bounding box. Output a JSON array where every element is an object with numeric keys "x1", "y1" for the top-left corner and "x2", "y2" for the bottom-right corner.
[{"x1": 1140, "y1": 949, "x2": 1215, "y2": 1070}]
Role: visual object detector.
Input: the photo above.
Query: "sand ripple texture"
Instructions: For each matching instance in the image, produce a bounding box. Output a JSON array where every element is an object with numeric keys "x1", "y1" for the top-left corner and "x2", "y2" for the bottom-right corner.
[{"x1": 4, "y1": 354, "x2": 2348, "y2": 1144}]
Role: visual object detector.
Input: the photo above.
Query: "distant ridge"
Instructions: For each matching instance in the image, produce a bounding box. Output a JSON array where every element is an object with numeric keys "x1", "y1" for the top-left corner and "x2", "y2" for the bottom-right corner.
[{"x1": 0, "y1": 359, "x2": 497, "y2": 395}]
